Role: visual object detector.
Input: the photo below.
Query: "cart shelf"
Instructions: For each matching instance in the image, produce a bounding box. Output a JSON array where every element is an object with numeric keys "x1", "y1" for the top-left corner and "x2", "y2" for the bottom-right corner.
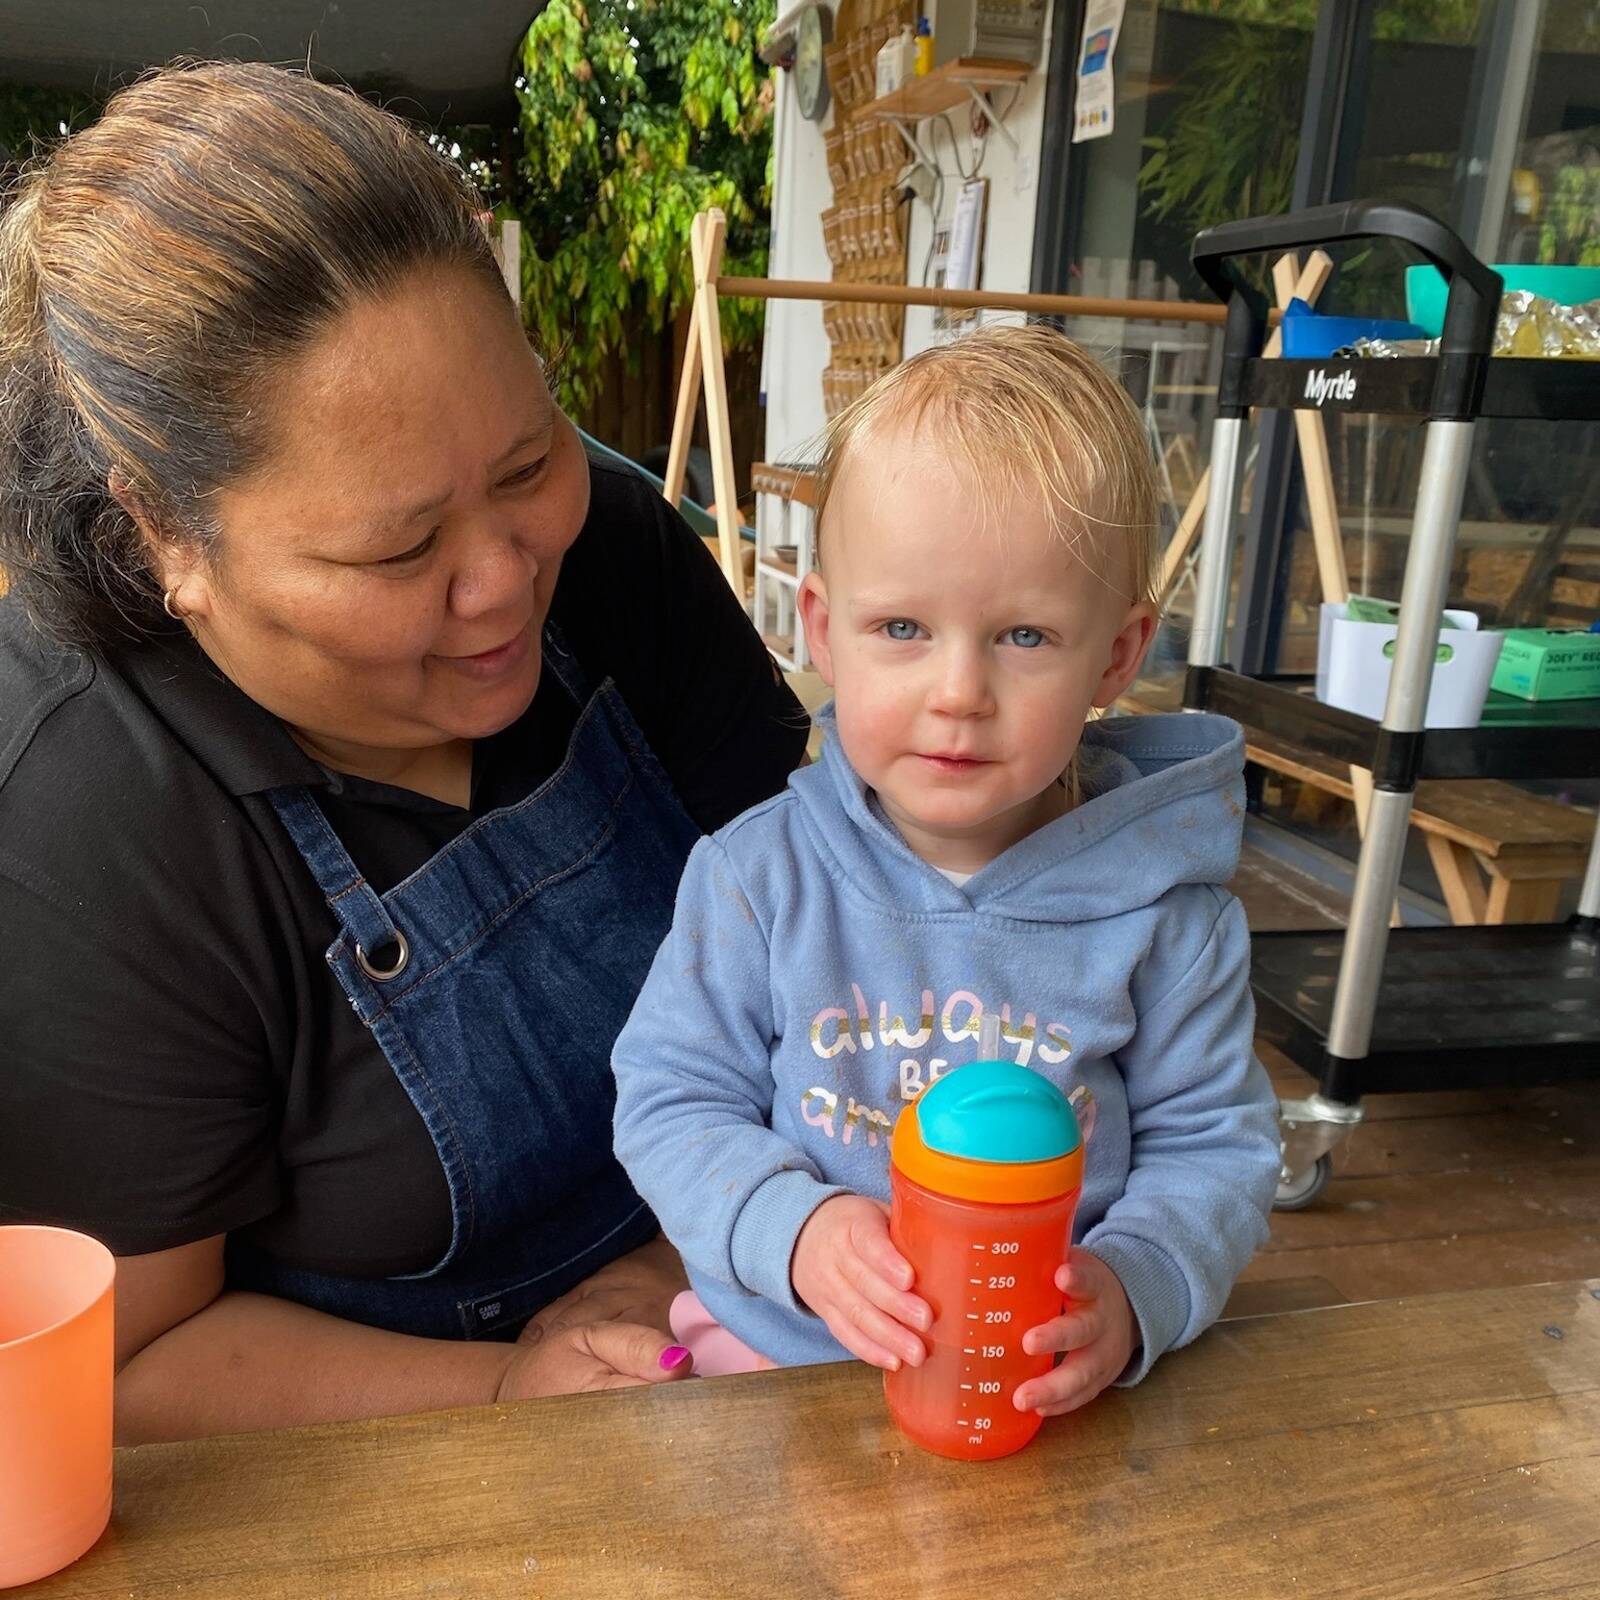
[
  {"x1": 1251, "y1": 923, "x2": 1600, "y2": 1096},
  {"x1": 1188, "y1": 668, "x2": 1600, "y2": 781},
  {"x1": 1182, "y1": 200, "x2": 1600, "y2": 1199},
  {"x1": 1240, "y1": 355, "x2": 1600, "y2": 421}
]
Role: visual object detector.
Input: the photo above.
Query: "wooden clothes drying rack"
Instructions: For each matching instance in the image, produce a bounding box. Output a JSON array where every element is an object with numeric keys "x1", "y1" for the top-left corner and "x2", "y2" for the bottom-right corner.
[
  {"x1": 661, "y1": 209, "x2": 1363, "y2": 668},
  {"x1": 663, "y1": 205, "x2": 1298, "y2": 598}
]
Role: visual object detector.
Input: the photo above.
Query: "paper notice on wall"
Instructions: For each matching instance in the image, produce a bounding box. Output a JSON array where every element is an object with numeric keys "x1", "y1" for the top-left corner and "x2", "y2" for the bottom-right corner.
[
  {"x1": 946, "y1": 179, "x2": 988, "y2": 293},
  {"x1": 1072, "y1": 0, "x2": 1126, "y2": 142}
]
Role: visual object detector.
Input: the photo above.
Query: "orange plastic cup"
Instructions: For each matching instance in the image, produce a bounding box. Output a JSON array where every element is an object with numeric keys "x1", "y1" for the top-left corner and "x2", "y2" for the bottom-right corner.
[
  {"x1": 886, "y1": 1173, "x2": 1079, "y2": 1460},
  {"x1": 0, "y1": 1226, "x2": 115, "y2": 1589},
  {"x1": 883, "y1": 1056, "x2": 1084, "y2": 1461}
]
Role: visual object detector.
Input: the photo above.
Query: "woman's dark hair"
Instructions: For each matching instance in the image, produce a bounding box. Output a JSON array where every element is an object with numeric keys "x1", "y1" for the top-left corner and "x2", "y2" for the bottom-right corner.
[{"x1": 0, "y1": 60, "x2": 507, "y2": 645}]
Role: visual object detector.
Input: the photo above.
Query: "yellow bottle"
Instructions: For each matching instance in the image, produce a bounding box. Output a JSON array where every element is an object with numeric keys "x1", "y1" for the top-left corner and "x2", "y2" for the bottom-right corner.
[{"x1": 914, "y1": 16, "x2": 934, "y2": 75}]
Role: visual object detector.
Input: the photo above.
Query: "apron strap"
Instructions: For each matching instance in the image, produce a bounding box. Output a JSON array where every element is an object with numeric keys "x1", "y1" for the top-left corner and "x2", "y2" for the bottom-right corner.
[
  {"x1": 268, "y1": 625, "x2": 593, "y2": 982},
  {"x1": 267, "y1": 786, "x2": 405, "y2": 975},
  {"x1": 540, "y1": 620, "x2": 595, "y2": 708}
]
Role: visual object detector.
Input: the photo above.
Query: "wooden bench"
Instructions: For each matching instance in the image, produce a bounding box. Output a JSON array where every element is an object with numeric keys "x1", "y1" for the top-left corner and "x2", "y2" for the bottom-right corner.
[{"x1": 1118, "y1": 683, "x2": 1596, "y2": 925}]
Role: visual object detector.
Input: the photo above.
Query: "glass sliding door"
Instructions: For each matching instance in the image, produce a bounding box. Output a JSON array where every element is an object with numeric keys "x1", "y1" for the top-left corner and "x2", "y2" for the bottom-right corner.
[
  {"x1": 1272, "y1": 0, "x2": 1600, "y2": 675},
  {"x1": 1047, "y1": 2, "x2": 1320, "y2": 687}
]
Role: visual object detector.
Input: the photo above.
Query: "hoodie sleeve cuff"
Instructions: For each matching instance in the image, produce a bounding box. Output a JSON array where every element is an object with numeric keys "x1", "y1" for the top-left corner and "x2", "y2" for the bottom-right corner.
[
  {"x1": 729, "y1": 1169, "x2": 849, "y2": 1314},
  {"x1": 1078, "y1": 1233, "x2": 1192, "y2": 1386}
]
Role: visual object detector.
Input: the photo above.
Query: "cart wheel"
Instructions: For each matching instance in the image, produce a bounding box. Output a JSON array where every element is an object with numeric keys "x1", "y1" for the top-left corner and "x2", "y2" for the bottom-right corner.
[{"x1": 1274, "y1": 1154, "x2": 1332, "y2": 1212}]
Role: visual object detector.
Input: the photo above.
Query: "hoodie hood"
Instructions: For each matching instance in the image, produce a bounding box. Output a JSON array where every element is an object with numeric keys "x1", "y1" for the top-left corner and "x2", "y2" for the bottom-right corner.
[{"x1": 790, "y1": 704, "x2": 1246, "y2": 924}]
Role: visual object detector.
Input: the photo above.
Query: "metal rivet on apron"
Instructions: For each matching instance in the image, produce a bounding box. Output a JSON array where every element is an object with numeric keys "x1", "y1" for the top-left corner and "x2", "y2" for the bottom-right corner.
[{"x1": 355, "y1": 928, "x2": 410, "y2": 982}]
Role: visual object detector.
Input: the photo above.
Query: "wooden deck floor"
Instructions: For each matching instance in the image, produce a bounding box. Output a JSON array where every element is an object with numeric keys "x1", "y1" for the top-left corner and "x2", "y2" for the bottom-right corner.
[{"x1": 1222, "y1": 840, "x2": 1600, "y2": 1320}]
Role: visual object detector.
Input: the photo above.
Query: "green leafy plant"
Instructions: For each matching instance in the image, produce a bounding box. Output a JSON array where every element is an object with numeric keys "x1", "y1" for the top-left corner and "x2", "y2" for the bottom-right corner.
[
  {"x1": 1137, "y1": 21, "x2": 1309, "y2": 285},
  {"x1": 485, "y1": 0, "x2": 777, "y2": 415},
  {"x1": 1539, "y1": 164, "x2": 1600, "y2": 265}
]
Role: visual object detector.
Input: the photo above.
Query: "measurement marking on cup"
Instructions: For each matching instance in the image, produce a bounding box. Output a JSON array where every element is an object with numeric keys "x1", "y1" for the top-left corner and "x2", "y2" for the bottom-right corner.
[
  {"x1": 960, "y1": 1383, "x2": 972, "y2": 1390},
  {"x1": 963, "y1": 1348, "x2": 975, "y2": 1355},
  {"x1": 965, "y1": 1313, "x2": 978, "y2": 1320}
]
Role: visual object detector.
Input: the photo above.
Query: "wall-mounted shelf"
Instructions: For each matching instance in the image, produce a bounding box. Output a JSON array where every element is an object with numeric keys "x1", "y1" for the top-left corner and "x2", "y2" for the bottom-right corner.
[{"x1": 856, "y1": 57, "x2": 1030, "y2": 155}]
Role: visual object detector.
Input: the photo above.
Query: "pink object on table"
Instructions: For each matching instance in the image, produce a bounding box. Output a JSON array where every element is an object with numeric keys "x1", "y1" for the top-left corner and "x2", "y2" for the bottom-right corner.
[{"x1": 669, "y1": 1291, "x2": 777, "y2": 1376}]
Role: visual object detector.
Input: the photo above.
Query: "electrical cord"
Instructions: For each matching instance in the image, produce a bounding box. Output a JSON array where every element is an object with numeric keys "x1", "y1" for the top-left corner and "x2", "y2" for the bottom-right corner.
[
  {"x1": 919, "y1": 163, "x2": 945, "y2": 285},
  {"x1": 934, "y1": 112, "x2": 976, "y2": 182}
]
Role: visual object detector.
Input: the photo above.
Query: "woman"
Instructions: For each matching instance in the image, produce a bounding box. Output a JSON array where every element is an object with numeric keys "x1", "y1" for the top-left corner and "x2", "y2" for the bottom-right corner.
[{"x1": 0, "y1": 62, "x2": 807, "y2": 1441}]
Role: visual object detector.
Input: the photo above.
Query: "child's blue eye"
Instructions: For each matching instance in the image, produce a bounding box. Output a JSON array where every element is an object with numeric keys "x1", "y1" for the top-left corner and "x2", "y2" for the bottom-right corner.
[
  {"x1": 883, "y1": 619, "x2": 921, "y2": 641},
  {"x1": 1006, "y1": 626, "x2": 1046, "y2": 648}
]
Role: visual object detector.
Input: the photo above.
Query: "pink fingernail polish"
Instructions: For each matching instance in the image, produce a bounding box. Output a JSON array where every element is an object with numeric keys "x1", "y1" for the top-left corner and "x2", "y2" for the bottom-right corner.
[{"x1": 659, "y1": 1344, "x2": 691, "y2": 1371}]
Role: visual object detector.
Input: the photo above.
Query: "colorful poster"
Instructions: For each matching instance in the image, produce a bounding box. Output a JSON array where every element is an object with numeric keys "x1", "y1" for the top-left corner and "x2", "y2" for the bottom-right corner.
[{"x1": 1072, "y1": 0, "x2": 1126, "y2": 143}]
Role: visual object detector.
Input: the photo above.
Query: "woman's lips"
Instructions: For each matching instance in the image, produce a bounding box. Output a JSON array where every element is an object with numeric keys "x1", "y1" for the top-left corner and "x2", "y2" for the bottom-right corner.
[{"x1": 436, "y1": 626, "x2": 532, "y2": 681}]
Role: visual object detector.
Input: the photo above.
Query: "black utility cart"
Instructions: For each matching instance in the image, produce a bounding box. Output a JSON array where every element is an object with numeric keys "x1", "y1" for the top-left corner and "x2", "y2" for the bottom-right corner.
[{"x1": 1184, "y1": 201, "x2": 1600, "y2": 1208}]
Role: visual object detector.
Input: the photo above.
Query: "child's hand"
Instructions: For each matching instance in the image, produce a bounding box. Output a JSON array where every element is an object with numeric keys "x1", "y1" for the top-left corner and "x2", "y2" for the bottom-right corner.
[
  {"x1": 1012, "y1": 1252, "x2": 1137, "y2": 1417},
  {"x1": 791, "y1": 1194, "x2": 931, "y2": 1370}
]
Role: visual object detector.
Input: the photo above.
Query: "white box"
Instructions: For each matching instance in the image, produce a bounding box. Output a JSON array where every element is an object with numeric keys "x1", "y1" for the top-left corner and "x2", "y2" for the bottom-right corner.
[{"x1": 1315, "y1": 602, "x2": 1504, "y2": 728}]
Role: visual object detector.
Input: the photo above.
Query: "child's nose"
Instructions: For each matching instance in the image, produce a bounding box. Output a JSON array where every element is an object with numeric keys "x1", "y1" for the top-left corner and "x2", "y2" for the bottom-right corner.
[{"x1": 928, "y1": 647, "x2": 995, "y2": 718}]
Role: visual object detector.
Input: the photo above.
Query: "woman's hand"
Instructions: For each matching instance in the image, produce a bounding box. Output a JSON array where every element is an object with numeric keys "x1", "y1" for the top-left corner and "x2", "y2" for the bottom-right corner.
[
  {"x1": 1012, "y1": 1252, "x2": 1137, "y2": 1417},
  {"x1": 531, "y1": 1235, "x2": 689, "y2": 1340},
  {"x1": 496, "y1": 1235, "x2": 694, "y2": 1401},
  {"x1": 497, "y1": 1317, "x2": 692, "y2": 1401},
  {"x1": 791, "y1": 1194, "x2": 931, "y2": 1370}
]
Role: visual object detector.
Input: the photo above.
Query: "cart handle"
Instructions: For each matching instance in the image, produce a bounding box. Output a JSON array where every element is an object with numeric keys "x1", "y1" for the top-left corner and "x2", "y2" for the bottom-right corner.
[{"x1": 1191, "y1": 201, "x2": 1503, "y2": 418}]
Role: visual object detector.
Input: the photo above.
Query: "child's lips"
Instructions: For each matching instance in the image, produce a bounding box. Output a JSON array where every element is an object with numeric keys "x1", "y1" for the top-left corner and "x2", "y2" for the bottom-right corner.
[{"x1": 918, "y1": 753, "x2": 992, "y2": 773}]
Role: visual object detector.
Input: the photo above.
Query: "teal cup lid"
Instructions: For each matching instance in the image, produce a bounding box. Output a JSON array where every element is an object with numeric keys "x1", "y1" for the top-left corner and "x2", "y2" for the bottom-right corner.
[{"x1": 915, "y1": 1059, "x2": 1080, "y2": 1164}]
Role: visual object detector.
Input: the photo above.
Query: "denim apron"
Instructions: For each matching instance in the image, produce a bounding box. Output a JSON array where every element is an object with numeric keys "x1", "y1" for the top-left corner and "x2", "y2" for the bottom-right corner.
[{"x1": 227, "y1": 628, "x2": 700, "y2": 1340}]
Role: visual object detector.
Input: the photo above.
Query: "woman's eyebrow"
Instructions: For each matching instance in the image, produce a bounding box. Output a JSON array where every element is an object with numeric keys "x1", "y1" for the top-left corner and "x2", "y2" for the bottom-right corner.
[
  {"x1": 348, "y1": 425, "x2": 553, "y2": 541},
  {"x1": 490, "y1": 423, "x2": 552, "y2": 469},
  {"x1": 349, "y1": 487, "x2": 452, "y2": 543}
]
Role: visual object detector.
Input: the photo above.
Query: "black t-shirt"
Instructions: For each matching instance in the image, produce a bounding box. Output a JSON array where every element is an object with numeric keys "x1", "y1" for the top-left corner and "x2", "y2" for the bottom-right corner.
[{"x1": 0, "y1": 457, "x2": 808, "y2": 1274}]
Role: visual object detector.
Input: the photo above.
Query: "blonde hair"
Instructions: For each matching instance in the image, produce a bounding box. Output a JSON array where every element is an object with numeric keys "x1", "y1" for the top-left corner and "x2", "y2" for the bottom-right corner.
[{"x1": 814, "y1": 323, "x2": 1159, "y2": 605}]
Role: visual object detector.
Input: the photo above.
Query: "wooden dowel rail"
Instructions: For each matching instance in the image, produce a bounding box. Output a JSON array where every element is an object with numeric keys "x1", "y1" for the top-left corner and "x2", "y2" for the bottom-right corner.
[
  {"x1": 717, "y1": 274, "x2": 1282, "y2": 327},
  {"x1": 668, "y1": 208, "x2": 1289, "y2": 605}
]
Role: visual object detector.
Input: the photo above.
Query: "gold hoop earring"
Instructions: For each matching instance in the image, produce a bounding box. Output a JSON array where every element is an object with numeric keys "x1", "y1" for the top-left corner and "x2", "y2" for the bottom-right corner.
[{"x1": 162, "y1": 588, "x2": 186, "y2": 621}]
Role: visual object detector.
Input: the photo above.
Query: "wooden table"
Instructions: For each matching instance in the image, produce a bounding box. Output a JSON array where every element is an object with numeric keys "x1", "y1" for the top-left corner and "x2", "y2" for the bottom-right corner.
[{"x1": 26, "y1": 1281, "x2": 1600, "y2": 1599}]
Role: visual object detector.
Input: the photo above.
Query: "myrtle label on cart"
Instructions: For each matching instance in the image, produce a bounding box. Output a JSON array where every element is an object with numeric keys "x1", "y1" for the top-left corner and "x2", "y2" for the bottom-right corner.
[{"x1": 1304, "y1": 367, "x2": 1358, "y2": 406}]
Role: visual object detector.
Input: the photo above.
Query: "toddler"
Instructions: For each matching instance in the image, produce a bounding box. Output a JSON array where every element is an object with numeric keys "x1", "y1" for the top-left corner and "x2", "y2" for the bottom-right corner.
[{"x1": 613, "y1": 324, "x2": 1279, "y2": 1416}]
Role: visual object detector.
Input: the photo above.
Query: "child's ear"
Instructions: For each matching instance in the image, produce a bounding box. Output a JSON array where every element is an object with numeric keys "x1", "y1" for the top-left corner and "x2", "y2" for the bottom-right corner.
[
  {"x1": 1091, "y1": 602, "x2": 1158, "y2": 709},
  {"x1": 797, "y1": 572, "x2": 836, "y2": 687}
]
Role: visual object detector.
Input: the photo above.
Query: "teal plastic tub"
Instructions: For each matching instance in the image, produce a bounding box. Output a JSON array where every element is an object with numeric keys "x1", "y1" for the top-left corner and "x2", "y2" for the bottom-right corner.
[{"x1": 1405, "y1": 263, "x2": 1600, "y2": 337}]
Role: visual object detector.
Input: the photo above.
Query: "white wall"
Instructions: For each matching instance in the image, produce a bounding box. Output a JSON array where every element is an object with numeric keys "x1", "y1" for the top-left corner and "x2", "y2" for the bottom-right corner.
[
  {"x1": 760, "y1": 69, "x2": 836, "y2": 467},
  {"x1": 762, "y1": 13, "x2": 1054, "y2": 464},
  {"x1": 902, "y1": 10, "x2": 1054, "y2": 358}
]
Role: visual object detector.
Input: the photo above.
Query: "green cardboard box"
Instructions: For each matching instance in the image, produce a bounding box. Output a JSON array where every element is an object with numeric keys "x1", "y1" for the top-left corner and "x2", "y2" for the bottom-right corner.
[
  {"x1": 1489, "y1": 628, "x2": 1600, "y2": 702},
  {"x1": 1344, "y1": 594, "x2": 1459, "y2": 629}
]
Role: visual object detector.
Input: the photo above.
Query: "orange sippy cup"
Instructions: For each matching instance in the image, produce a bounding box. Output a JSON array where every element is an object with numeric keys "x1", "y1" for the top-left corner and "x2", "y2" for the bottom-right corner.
[{"x1": 884, "y1": 1044, "x2": 1083, "y2": 1461}]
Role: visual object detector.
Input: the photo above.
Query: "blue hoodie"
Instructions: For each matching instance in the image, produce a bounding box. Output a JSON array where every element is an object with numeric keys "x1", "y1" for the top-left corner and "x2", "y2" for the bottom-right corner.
[{"x1": 612, "y1": 709, "x2": 1279, "y2": 1374}]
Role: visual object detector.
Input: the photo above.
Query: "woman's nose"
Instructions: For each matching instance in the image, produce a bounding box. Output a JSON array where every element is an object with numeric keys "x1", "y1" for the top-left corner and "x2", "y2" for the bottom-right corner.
[{"x1": 447, "y1": 519, "x2": 537, "y2": 619}]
